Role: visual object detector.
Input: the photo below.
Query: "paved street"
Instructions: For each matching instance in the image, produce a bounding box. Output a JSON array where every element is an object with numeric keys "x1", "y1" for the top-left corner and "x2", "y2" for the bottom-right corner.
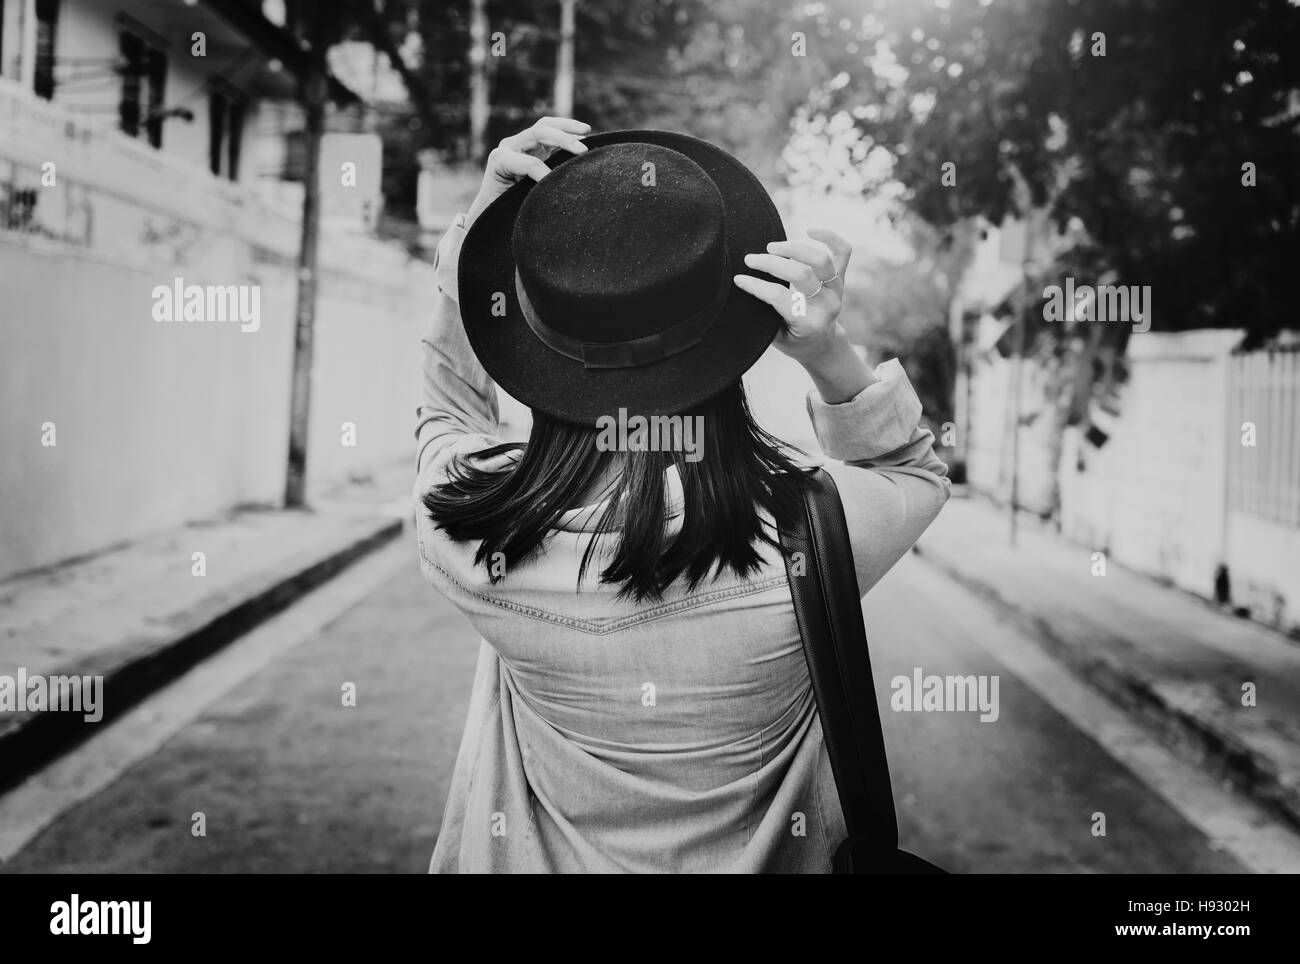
[{"x1": 1, "y1": 535, "x2": 1294, "y2": 873}]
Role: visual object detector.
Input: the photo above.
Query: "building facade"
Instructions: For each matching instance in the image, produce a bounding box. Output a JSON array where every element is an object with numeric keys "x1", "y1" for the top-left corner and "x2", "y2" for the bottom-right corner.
[{"x1": 0, "y1": 0, "x2": 434, "y2": 581}]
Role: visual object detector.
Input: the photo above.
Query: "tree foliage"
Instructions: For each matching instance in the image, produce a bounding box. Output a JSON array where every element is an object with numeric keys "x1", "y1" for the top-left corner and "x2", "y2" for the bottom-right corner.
[{"x1": 805, "y1": 0, "x2": 1300, "y2": 341}]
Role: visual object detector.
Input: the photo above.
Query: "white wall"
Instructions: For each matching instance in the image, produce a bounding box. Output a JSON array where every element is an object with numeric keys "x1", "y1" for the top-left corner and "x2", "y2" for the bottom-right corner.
[
  {"x1": 964, "y1": 331, "x2": 1059, "y2": 516},
  {"x1": 0, "y1": 234, "x2": 434, "y2": 582},
  {"x1": 1058, "y1": 330, "x2": 1241, "y2": 600},
  {"x1": 1228, "y1": 511, "x2": 1300, "y2": 633}
]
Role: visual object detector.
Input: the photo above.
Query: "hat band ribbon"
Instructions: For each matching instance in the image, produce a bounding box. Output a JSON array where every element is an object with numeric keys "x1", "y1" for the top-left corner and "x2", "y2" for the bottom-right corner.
[{"x1": 513, "y1": 252, "x2": 731, "y2": 370}]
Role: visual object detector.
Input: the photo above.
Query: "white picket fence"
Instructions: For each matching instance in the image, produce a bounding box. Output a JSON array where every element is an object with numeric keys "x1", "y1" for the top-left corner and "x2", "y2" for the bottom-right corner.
[
  {"x1": 1229, "y1": 348, "x2": 1300, "y2": 527},
  {"x1": 1225, "y1": 347, "x2": 1300, "y2": 630}
]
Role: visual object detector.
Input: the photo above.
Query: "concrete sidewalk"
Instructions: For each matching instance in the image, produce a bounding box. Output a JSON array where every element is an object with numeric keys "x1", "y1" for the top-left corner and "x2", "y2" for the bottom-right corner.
[
  {"x1": 0, "y1": 462, "x2": 413, "y2": 789},
  {"x1": 915, "y1": 492, "x2": 1300, "y2": 831}
]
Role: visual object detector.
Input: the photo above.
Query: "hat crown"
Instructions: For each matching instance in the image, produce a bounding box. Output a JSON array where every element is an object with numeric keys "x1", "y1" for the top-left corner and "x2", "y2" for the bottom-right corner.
[{"x1": 512, "y1": 143, "x2": 729, "y2": 345}]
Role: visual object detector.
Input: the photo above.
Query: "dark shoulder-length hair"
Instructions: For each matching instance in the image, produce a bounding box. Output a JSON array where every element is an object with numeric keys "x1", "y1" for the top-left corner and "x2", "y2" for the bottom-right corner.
[{"x1": 422, "y1": 382, "x2": 808, "y2": 601}]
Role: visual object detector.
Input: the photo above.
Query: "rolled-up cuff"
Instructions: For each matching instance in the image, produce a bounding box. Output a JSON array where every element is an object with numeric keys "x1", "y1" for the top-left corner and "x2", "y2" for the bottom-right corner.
[
  {"x1": 432, "y1": 213, "x2": 469, "y2": 304},
  {"x1": 805, "y1": 358, "x2": 923, "y2": 461}
]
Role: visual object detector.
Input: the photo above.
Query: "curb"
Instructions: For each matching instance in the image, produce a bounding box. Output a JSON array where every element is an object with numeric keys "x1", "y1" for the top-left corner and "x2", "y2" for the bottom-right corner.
[
  {"x1": 913, "y1": 543, "x2": 1300, "y2": 834},
  {"x1": 0, "y1": 515, "x2": 403, "y2": 794}
]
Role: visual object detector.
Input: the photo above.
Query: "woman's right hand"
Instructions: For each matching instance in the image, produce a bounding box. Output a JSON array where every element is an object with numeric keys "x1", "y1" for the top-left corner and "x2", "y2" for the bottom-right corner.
[
  {"x1": 733, "y1": 228, "x2": 875, "y2": 403},
  {"x1": 732, "y1": 228, "x2": 851, "y2": 359},
  {"x1": 465, "y1": 117, "x2": 591, "y2": 228}
]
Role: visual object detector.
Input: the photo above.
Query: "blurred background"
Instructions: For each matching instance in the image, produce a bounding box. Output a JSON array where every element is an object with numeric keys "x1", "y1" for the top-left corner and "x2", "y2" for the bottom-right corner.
[{"x1": 0, "y1": 0, "x2": 1298, "y2": 873}]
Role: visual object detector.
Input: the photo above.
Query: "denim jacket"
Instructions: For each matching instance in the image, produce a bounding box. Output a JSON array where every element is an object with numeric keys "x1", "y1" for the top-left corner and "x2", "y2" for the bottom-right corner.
[{"x1": 414, "y1": 215, "x2": 950, "y2": 873}]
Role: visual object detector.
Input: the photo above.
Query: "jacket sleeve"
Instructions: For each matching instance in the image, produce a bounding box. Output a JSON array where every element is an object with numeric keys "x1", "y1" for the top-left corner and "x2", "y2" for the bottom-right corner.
[
  {"x1": 806, "y1": 359, "x2": 952, "y2": 598},
  {"x1": 414, "y1": 214, "x2": 504, "y2": 491}
]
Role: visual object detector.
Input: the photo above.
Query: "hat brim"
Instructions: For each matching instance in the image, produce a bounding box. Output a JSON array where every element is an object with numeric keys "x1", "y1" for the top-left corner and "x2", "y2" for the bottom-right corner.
[{"x1": 457, "y1": 130, "x2": 786, "y2": 426}]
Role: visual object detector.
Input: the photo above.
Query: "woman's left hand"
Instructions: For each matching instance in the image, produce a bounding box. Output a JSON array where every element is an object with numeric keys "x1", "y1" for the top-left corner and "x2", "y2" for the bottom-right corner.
[{"x1": 734, "y1": 227, "x2": 874, "y2": 404}]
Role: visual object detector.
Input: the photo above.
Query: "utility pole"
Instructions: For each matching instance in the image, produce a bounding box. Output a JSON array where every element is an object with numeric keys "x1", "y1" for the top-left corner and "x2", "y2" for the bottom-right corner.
[
  {"x1": 555, "y1": 0, "x2": 577, "y2": 116},
  {"x1": 1008, "y1": 288, "x2": 1025, "y2": 548},
  {"x1": 1008, "y1": 214, "x2": 1037, "y2": 547},
  {"x1": 468, "y1": 0, "x2": 489, "y2": 163},
  {"x1": 284, "y1": 10, "x2": 329, "y2": 508}
]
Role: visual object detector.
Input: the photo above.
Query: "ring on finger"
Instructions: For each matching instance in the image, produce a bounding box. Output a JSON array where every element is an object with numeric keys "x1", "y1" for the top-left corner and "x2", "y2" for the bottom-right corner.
[{"x1": 806, "y1": 269, "x2": 838, "y2": 300}]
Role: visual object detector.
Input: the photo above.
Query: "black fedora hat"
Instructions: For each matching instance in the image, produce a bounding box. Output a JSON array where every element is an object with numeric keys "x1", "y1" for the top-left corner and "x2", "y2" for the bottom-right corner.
[{"x1": 457, "y1": 130, "x2": 786, "y2": 425}]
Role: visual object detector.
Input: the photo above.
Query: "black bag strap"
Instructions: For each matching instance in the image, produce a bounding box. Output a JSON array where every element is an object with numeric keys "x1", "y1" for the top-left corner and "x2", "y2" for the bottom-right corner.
[{"x1": 779, "y1": 466, "x2": 899, "y2": 855}]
